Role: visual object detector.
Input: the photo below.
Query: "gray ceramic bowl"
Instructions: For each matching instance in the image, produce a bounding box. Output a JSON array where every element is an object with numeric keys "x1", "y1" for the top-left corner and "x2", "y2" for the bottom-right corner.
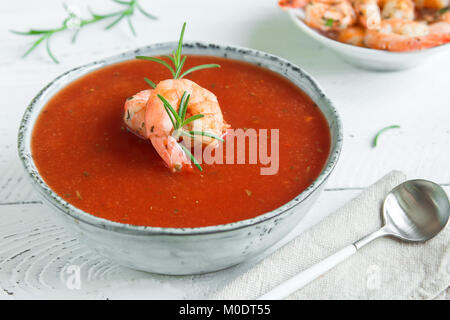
[{"x1": 18, "y1": 42, "x2": 343, "y2": 275}]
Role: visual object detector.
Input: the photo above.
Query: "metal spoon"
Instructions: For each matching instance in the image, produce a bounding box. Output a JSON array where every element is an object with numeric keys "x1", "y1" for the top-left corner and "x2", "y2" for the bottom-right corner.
[{"x1": 259, "y1": 179, "x2": 450, "y2": 300}]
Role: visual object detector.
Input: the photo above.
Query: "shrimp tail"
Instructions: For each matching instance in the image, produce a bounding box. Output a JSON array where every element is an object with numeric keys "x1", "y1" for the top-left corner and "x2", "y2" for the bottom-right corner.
[
  {"x1": 364, "y1": 19, "x2": 450, "y2": 51},
  {"x1": 150, "y1": 135, "x2": 193, "y2": 172}
]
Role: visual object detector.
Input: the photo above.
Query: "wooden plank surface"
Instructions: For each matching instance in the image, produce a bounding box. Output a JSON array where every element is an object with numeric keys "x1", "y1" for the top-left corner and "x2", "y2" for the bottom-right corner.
[{"x1": 0, "y1": 0, "x2": 449, "y2": 299}]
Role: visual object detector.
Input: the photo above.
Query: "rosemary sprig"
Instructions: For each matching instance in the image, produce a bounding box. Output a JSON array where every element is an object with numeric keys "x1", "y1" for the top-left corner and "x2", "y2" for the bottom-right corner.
[
  {"x1": 439, "y1": 6, "x2": 449, "y2": 14},
  {"x1": 325, "y1": 18, "x2": 334, "y2": 27},
  {"x1": 156, "y1": 91, "x2": 224, "y2": 171},
  {"x1": 144, "y1": 77, "x2": 156, "y2": 88},
  {"x1": 372, "y1": 125, "x2": 400, "y2": 148},
  {"x1": 136, "y1": 22, "x2": 220, "y2": 79},
  {"x1": 11, "y1": 0, "x2": 157, "y2": 64}
]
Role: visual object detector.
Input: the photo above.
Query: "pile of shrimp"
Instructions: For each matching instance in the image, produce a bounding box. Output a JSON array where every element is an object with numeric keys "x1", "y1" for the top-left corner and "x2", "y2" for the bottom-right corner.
[
  {"x1": 123, "y1": 79, "x2": 229, "y2": 173},
  {"x1": 279, "y1": 0, "x2": 450, "y2": 51}
]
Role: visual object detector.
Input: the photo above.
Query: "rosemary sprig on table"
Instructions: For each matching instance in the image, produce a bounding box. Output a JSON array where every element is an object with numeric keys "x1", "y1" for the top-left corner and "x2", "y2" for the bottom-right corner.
[
  {"x1": 372, "y1": 125, "x2": 400, "y2": 148},
  {"x1": 157, "y1": 91, "x2": 224, "y2": 171},
  {"x1": 11, "y1": 0, "x2": 156, "y2": 64},
  {"x1": 136, "y1": 22, "x2": 220, "y2": 83}
]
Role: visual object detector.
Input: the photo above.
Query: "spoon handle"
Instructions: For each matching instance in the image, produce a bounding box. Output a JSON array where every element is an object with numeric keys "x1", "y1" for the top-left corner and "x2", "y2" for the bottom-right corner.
[
  {"x1": 258, "y1": 228, "x2": 388, "y2": 300},
  {"x1": 258, "y1": 244, "x2": 357, "y2": 300}
]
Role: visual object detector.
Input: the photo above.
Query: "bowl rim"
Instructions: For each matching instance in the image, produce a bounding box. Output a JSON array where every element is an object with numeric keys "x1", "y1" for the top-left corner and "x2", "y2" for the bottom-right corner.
[
  {"x1": 288, "y1": 10, "x2": 450, "y2": 55},
  {"x1": 18, "y1": 41, "x2": 343, "y2": 236}
]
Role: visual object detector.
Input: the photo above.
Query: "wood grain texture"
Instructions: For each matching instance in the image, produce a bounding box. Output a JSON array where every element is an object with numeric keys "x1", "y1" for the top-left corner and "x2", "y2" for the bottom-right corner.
[
  {"x1": 0, "y1": 204, "x2": 194, "y2": 299},
  {"x1": 0, "y1": 0, "x2": 449, "y2": 299},
  {"x1": 0, "y1": 172, "x2": 364, "y2": 299}
]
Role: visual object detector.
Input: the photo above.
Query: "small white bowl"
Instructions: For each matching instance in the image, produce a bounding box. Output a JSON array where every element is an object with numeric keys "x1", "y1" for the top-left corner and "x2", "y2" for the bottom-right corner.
[{"x1": 288, "y1": 10, "x2": 450, "y2": 71}]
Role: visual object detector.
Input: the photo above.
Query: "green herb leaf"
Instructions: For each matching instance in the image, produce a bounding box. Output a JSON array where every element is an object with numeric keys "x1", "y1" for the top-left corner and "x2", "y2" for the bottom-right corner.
[
  {"x1": 71, "y1": 29, "x2": 80, "y2": 43},
  {"x1": 105, "y1": 13, "x2": 125, "y2": 29},
  {"x1": 325, "y1": 18, "x2": 334, "y2": 27},
  {"x1": 180, "y1": 130, "x2": 194, "y2": 139},
  {"x1": 88, "y1": 7, "x2": 120, "y2": 20},
  {"x1": 178, "y1": 143, "x2": 202, "y2": 171},
  {"x1": 176, "y1": 22, "x2": 187, "y2": 66},
  {"x1": 12, "y1": 0, "x2": 157, "y2": 63},
  {"x1": 177, "y1": 92, "x2": 189, "y2": 119},
  {"x1": 183, "y1": 114, "x2": 204, "y2": 126},
  {"x1": 126, "y1": 15, "x2": 136, "y2": 36},
  {"x1": 136, "y1": 56, "x2": 176, "y2": 77},
  {"x1": 157, "y1": 94, "x2": 182, "y2": 126},
  {"x1": 439, "y1": 6, "x2": 449, "y2": 14},
  {"x1": 372, "y1": 125, "x2": 400, "y2": 148},
  {"x1": 10, "y1": 29, "x2": 53, "y2": 35},
  {"x1": 22, "y1": 34, "x2": 47, "y2": 57},
  {"x1": 138, "y1": 22, "x2": 221, "y2": 82},
  {"x1": 45, "y1": 35, "x2": 59, "y2": 64},
  {"x1": 136, "y1": 2, "x2": 158, "y2": 20},
  {"x1": 112, "y1": 0, "x2": 132, "y2": 5},
  {"x1": 179, "y1": 64, "x2": 221, "y2": 79},
  {"x1": 180, "y1": 93, "x2": 190, "y2": 121},
  {"x1": 161, "y1": 104, "x2": 177, "y2": 129},
  {"x1": 189, "y1": 131, "x2": 224, "y2": 142},
  {"x1": 162, "y1": 54, "x2": 176, "y2": 65},
  {"x1": 174, "y1": 55, "x2": 187, "y2": 79},
  {"x1": 155, "y1": 90, "x2": 223, "y2": 172},
  {"x1": 144, "y1": 77, "x2": 156, "y2": 89}
]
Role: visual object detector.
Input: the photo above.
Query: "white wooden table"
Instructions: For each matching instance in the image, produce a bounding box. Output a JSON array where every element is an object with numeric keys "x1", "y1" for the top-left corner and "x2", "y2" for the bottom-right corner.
[{"x1": 0, "y1": 0, "x2": 449, "y2": 299}]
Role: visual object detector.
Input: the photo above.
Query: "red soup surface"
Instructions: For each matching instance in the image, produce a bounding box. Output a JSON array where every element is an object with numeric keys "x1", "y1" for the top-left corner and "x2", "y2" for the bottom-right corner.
[{"x1": 32, "y1": 56, "x2": 331, "y2": 228}]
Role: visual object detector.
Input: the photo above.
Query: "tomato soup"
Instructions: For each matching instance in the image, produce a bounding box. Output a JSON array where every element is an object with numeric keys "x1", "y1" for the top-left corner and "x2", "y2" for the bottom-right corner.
[{"x1": 31, "y1": 56, "x2": 330, "y2": 227}]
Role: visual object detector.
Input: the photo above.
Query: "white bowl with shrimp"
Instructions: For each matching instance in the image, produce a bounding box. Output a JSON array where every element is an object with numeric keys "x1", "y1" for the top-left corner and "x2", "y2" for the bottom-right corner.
[{"x1": 288, "y1": 9, "x2": 450, "y2": 71}]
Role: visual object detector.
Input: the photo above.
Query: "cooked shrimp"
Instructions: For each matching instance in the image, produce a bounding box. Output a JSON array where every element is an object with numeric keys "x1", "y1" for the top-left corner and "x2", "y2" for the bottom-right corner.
[
  {"x1": 304, "y1": 1, "x2": 356, "y2": 31},
  {"x1": 381, "y1": 0, "x2": 415, "y2": 20},
  {"x1": 429, "y1": 20, "x2": 450, "y2": 33},
  {"x1": 278, "y1": 0, "x2": 309, "y2": 8},
  {"x1": 145, "y1": 79, "x2": 229, "y2": 172},
  {"x1": 414, "y1": 0, "x2": 448, "y2": 9},
  {"x1": 123, "y1": 89, "x2": 152, "y2": 139},
  {"x1": 338, "y1": 26, "x2": 367, "y2": 45},
  {"x1": 439, "y1": 8, "x2": 450, "y2": 22},
  {"x1": 353, "y1": 0, "x2": 382, "y2": 29},
  {"x1": 279, "y1": 0, "x2": 343, "y2": 8},
  {"x1": 364, "y1": 18, "x2": 450, "y2": 51}
]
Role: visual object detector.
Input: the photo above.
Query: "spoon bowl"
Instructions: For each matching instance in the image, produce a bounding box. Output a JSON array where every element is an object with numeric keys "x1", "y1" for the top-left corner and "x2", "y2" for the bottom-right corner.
[{"x1": 383, "y1": 179, "x2": 450, "y2": 242}]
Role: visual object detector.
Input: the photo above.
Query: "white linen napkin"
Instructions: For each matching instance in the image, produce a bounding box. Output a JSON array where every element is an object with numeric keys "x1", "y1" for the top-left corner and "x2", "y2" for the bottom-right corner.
[{"x1": 211, "y1": 171, "x2": 449, "y2": 300}]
